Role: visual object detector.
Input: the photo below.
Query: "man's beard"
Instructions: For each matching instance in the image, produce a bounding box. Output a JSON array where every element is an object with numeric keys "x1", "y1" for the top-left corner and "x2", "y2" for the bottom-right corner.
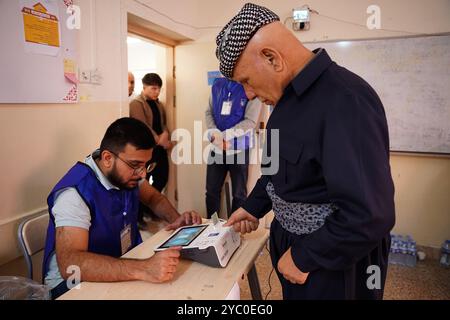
[{"x1": 107, "y1": 163, "x2": 139, "y2": 190}]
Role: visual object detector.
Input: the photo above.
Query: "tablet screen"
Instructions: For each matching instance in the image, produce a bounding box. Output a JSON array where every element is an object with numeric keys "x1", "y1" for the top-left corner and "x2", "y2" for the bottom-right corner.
[{"x1": 159, "y1": 225, "x2": 207, "y2": 248}]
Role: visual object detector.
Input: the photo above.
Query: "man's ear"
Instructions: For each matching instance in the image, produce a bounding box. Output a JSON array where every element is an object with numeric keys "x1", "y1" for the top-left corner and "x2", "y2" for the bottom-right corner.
[
  {"x1": 261, "y1": 48, "x2": 283, "y2": 72},
  {"x1": 101, "y1": 150, "x2": 114, "y2": 169}
]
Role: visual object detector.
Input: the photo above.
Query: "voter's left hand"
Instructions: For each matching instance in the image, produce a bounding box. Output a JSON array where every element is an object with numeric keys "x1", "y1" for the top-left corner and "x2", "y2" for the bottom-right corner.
[
  {"x1": 277, "y1": 247, "x2": 309, "y2": 285},
  {"x1": 165, "y1": 210, "x2": 202, "y2": 231}
]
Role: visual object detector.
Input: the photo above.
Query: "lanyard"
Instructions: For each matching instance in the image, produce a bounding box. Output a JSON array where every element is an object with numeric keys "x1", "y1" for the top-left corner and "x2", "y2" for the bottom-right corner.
[
  {"x1": 122, "y1": 191, "x2": 131, "y2": 227},
  {"x1": 225, "y1": 81, "x2": 234, "y2": 101}
]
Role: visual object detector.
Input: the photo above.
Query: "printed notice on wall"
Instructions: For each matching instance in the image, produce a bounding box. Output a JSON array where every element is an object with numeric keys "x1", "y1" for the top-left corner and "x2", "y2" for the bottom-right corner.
[
  {"x1": 21, "y1": 0, "x2": 61, "y2": 56},
  {"x1": 63, "y1": 58, "x2": 78, "y2": 84}
]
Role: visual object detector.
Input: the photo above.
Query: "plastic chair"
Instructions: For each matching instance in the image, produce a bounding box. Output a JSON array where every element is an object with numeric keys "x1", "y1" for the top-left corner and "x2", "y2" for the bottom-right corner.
[{"x1": 17, "y1": 212, "x2": 49, "y2": 280}]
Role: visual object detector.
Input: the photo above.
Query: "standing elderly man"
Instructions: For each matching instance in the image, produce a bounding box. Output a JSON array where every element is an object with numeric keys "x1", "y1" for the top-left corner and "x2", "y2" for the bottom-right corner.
[{"x1": 221, "y1": 3, "x2": 395, "y2": 300}]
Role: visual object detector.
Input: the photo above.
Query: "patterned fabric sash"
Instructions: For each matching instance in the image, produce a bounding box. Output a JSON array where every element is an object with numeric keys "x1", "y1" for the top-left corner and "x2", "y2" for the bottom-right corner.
[{"x1": 266, "y1": 181, "x2": 337, "y2": 235}]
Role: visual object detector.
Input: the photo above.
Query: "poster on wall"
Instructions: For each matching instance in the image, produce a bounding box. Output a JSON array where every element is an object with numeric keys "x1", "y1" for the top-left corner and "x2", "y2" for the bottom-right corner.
[
  {"x1": 0, "y1": 0, "x2": 78, "y2": 103},
  {"x1": 21, "y1": 0, "x2": 61, "y2": 56}
]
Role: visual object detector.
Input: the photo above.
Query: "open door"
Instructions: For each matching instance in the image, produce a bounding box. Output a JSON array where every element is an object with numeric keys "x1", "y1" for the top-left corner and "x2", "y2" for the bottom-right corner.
[{"x1": 127, "y1": 27, "x2": 177, "y2": 208}]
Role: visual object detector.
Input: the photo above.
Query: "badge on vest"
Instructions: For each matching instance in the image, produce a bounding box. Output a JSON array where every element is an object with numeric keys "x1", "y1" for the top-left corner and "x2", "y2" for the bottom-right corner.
[
  {"x1": 120, "y1": 223, "x2": 132, "y2": 255},
  {"x1": 221, "y1": 101, "x2": 232, "y2": 115}
]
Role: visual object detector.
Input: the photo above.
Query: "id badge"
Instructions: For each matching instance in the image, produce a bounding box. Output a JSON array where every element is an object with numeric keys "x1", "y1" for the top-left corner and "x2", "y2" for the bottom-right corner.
[
  {"x1": 221, "y1": 101, "x2": 232, "y2": 115},
  {"x1": 120, "y1": 224, "x2": 132, "y2": 255}
]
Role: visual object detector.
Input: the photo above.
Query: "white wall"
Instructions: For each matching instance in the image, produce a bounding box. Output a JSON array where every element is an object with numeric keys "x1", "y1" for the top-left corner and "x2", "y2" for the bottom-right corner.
[
  {"x1": 124, "y1": 0, "x2": 198, "y2": 40},
  {"x1": 194, "y1": 0, "x2": 450, "y2": 42}
]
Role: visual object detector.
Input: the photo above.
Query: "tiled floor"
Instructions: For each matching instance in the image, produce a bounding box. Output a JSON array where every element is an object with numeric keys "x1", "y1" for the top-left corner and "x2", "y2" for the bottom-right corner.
[{"x1": 238, "y1": 246, "x2": 450, "y2": 300}]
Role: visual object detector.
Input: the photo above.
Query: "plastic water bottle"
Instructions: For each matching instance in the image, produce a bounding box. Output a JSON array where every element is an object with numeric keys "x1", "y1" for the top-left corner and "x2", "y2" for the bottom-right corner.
[
  {"x1": 389, "y1": 234, "x2": 399, "y2": 264},
  {"x1": 389, "y1": 234, "x2": 418, "y2": 267},
  {"x1": 440, "y1": 240, "x2": 450, "y2": 268},
  {"x1": 395, "y1": 235, "x2": 403, "y2": 265},
  {"x1": 405, "y1": 236, "x2": 417, "y2": 267},
  {"x1": 399, "y1": 237, "x2": 409, "y2": 266},
  {"x1": 391, "y1": 234, "x2": 405, "y2": 265}
]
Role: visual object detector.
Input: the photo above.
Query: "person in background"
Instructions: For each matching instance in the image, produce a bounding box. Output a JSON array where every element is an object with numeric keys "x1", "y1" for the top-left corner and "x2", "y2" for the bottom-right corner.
[
  {"x1": 205, "y1": 77, "x2": 261, "y2": 218},
  {"x1": 42, "y1": 118, "x2": 201, "y2": 299},
  {"x1": 129, "y1": 73, "x2": 172, "y2": 229},
  {"x1": 128, "y1": 71, "x2": 136, "y2": 101},
  {"x1": 219, "y1": 3, "x2": 395, "y2": 300}
]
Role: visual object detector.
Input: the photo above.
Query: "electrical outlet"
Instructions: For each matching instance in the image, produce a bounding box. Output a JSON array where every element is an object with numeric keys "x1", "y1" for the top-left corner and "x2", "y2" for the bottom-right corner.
[
  {"x1": 79, "y1": 69, "x2": 91, "y2": 83},
  {"x1": 90, "y1": 69, "x2": 102, "y2": 85}
]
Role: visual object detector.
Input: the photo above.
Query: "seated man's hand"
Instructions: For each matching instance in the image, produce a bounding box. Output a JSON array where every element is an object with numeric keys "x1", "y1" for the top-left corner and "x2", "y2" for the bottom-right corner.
[
  {"x1": 277, "y1": 247, "x2": 309, "y2": 285},
  {"x1": 165, "y1": 210, "x2": 202, "y2": 231},
  {"x1": 223, "y1": 207, "x2": 259, "y2": 234},
  {"x1": 139, "y1": 247, "x2": 181, "y2": 283}
]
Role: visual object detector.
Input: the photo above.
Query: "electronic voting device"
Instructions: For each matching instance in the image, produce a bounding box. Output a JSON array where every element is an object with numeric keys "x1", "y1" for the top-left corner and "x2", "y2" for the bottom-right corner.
[{"x1": 154, "y1": 214, "x2": 240, "y2": 268}]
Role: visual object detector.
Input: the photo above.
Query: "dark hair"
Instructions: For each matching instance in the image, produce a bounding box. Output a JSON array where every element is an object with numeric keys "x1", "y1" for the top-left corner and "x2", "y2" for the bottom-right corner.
[
  {"x1": 100, "y1": 118, "x2": 156, "y2": 154},
  {"x1": 142, "y1": 73, "x2": 163, "y2": 87}
]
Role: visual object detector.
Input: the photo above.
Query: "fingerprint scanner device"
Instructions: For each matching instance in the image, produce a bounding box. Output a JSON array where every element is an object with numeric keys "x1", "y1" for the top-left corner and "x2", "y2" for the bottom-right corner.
[{"x1": 155, "y1": 213, "x2": 240, "y2": 268}]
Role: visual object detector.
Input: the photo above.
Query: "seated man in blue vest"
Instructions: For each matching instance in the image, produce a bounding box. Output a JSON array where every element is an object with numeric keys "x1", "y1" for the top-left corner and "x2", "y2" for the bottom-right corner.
[
  {"x1": 43, "y1": 117, "x2": 202, "y2": 299},
  {"x1": 205, "y1": 77, "x2": 261, "y2": 219}
]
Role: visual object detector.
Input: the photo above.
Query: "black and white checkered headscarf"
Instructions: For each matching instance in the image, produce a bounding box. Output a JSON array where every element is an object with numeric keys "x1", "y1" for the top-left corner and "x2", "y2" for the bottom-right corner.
[{"x1": 215, "y1": 3, "x2": 280, "y2": 79}]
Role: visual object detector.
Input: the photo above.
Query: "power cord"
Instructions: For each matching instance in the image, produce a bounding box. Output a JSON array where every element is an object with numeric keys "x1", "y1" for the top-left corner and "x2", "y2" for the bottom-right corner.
[
  {"x1": 264, "y1": 242, "x2": 274, "y2": 300},
  {"x1": 134, "y1": 0, "x2": 427, "y2": 35},
  {"x1": 286, "y1": 4, "x2": 427, "y2": 36},
  {"x1": 133, "y1": 0, "x2": 222, "y2": 30}
]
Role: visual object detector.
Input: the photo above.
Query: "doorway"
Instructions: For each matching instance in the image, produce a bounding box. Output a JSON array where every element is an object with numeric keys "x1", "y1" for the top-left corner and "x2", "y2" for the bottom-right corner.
[{"x1": 127, "y1": 32, "x2": 177, "y2": 208}]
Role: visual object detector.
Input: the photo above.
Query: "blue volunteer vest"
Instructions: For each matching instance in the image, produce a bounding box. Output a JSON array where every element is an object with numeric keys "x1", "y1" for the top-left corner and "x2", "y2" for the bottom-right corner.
[
  {"x1": 211, "y1": 78, "x2": 251, "y2": 150},
  {"x1": 42, "y1": 162, "x2": 142, "y2": 280}
]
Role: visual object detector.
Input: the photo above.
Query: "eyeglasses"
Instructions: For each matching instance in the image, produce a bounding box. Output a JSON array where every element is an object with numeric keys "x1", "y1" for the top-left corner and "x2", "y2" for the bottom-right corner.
[{"x1": 108, "y1": 150, "x2": 156, "y2": 176}]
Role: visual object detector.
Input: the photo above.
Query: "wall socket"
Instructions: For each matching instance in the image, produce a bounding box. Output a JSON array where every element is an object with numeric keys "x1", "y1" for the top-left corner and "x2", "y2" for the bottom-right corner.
[
  {"x1": 90, "y1": 69, "x2": 102, "y2": 85},
  {"x1": 79, "y1": 69, "x2": 91, "y2": 83},
  {"x1": 78, "y1": 68, "x2": 102, "y2": 85}
]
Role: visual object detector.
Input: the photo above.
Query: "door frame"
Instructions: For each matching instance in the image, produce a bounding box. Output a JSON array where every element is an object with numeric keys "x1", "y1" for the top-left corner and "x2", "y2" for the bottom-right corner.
[{"x1": 127, "y1": 23, "x2": 178, "y2": 209}]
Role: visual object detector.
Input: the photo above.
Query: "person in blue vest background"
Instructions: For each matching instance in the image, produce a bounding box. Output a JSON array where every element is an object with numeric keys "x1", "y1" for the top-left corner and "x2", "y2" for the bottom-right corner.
[
  {"x1": 43, "y1": 117, "x2": 201, "y2": 299},
  {"x1": 205, "y1": 77, "x2": 261, "y2": 218}
]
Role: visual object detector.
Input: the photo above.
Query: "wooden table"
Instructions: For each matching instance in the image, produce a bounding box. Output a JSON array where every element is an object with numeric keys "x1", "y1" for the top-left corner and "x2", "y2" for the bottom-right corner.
[{"x1": 58, "y1": 225, "x2": 269, "y2": 300}]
